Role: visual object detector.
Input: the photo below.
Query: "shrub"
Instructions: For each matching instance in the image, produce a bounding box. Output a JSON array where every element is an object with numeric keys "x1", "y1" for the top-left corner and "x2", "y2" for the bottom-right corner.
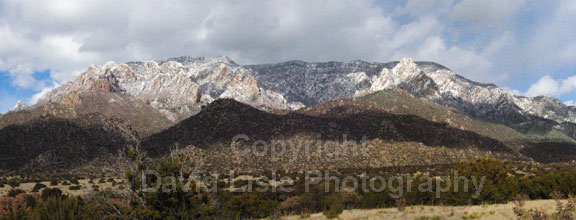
[
  {"x1": 0, "y1": 194, "x2": 39, "y2": 216},
  {"x1": 69, "y1": 186, "x2": 81, "y2": 191},
  {"x1": 513, "y1": 194, "x2": 529, "y2": 207},
  {"x1": 323, "y1": 195, "x2": 343, "y2": 219},
  {"x1": 69, "y1": 179, "x2": 79, "y2": 185},
  {"x1": 552, "y1": 193, "x2": 574, "y2": 220},
  {"x1": 26, "y1": 196, "x2": 83, "y2": 219},
  {"x1": 396, "y1": 198, "x2": 407, "y2": 212},
  {"x1": 415, "y1": 216, "x2": 442, "y2": 220},
  {"x1": 40, "y1": 188, "x2": 64, "y2": 201},
  {"x1": 278, "y1": 196, "x2": 302, "y2": 215},
  {"x1": 31, "y1": 183, "x2": 46, "y2": 193},
  {"x1": 450, "y1": 159, "x2": 518, "y2": 204},
  {"x1": 7, "y1": 181, "x2": 20, "y2": 188},
  {"x1": 7, "y1": 189, "x2": 25, "y2": 197},
  {"x1": 49, "y1": 179, "x2": 58, "y2": 186},
  {"x1": 221, "y1": 193, "x2": 279, "y2": 219}
]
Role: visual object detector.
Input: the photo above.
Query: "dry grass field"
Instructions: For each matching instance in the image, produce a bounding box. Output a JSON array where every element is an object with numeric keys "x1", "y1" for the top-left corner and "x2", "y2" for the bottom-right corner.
[
  {"x1": 281, "y1": 199, "x2": 564, "y2": 220},
  {"x1": 0, "y1": 179, "x2": 121, "y2": 197}
]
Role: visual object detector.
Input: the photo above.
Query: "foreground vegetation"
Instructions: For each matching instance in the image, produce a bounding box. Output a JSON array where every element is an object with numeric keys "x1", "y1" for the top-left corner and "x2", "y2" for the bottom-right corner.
[
  {"x1": 1, "y1": 149, "x2": 576, "y2": 219},
  {"x1": 283, "y1": 199, "x2": 574, "y2": 220}
]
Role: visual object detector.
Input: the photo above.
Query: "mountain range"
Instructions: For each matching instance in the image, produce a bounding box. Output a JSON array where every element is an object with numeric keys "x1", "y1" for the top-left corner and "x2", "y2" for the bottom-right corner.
[
  {"x1": 33, "y1": 56, "x2": 576, "y2": 126},
  {"x1": 1, "y1": 56, "x2": 576, "y2": 174}
]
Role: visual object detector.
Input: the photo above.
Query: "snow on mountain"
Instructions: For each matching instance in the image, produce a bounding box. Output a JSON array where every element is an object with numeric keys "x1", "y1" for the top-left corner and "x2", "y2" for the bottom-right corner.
[
  {"x1": 11, "y1": 101, "x2": 29, "y2": 112},
  {"x1": 35, "y1": 56, "x2": 576, "y2": 127},
  {"x1": 39, "y1": 56, "x2": 304, "y2": 121}
]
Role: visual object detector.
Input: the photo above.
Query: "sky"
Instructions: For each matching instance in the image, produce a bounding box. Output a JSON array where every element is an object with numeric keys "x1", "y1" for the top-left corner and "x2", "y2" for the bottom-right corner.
[{"x1": 0, "y1": 0, "x2": 575, "y2": 113}]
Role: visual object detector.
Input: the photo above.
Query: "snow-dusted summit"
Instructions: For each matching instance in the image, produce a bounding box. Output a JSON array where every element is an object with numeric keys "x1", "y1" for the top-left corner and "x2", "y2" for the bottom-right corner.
[
  {"x1": 11, "y1": 101, "x2": 29, "y2": 112},
  {"x1": 38, "y1": 56, "x2": 304, "y2": 121},
  {"x1": 249, "y1": 57, "x2": 576, "y2": 125}
]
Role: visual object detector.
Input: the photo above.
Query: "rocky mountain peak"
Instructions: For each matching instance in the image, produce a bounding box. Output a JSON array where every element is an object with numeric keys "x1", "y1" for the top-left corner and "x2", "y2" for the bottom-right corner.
[
  {"x1": 11, "y1": 101, "x2": 29, "y2": 112},
  {"x1": 396, "y1": 57, "x2": 418, "y2": 74},
  {"x1": 158, "y1": 55, "x2": 236, "y2": 66},
  {"x1": 38, "y1": 56, "x2": 303, "y2": 121},
  {"x1": 371, "y1": 57, "x2": 421, "y2": 88}
]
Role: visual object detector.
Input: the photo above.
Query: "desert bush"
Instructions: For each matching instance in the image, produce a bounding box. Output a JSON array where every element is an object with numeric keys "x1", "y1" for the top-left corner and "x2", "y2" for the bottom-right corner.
[
  {"x1": 395, "y1": 198, "x2": 407, "y2": 212},
  {"x1": 518, "y1": 170, "x2": 576, "y2": 200},
  {"x1": 552, "y1": 193, "x2": 575, "y2": 220},
  {"x1": 221, "y1": 192, "x2": 279, "y2": 219},
  {"x1": 118, "y1": 146, "x2": 224, "y2": 219},
  {"x1": 69, "y1": 179, "x2": 79, "y2": 185},
  {"x1": 514, "y1": 194, "x2": 530, "y2": 207},
  {"x1": 513, "y1": 206, "x2": 548, "y2": 220},
  {"x1": 40, "y1": 188, "x2": 64, "y2": 201},
  {"x1": 415, "y1": 216, "x2": 442, "y2": 220},
  {"x1": 7, "y1": 189, "x2": 25, "y2": 197},
  {"x1": 31, "y1": 183, "x2": 46, "y2": 193},
  {"x1": 26, "y1": 196, "x2": 82, "y2": 220},
  {"x1": 323, "y1": 194, "x2": 344, "y2": 219},
  {"x1": 69, "y1": 186, "x2": 81, "y2": 191},
  {"x1": 0, "y1": 194, "x2": 39, "y2": 218},
  {"x1": 7, "y1": 181, "x2": 19, "y2": 188},
  {"x1": 448, "y1": 159, "x2": 518, "y2": 204},
  {"x1": 278, "y1": 196, "x2": 302, "y2": 215}
]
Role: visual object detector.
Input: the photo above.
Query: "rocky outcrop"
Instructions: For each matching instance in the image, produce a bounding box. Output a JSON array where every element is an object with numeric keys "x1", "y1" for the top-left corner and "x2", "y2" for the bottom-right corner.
[{"x1": 11, "y1": 101, "x2": 29, "y2": 112}]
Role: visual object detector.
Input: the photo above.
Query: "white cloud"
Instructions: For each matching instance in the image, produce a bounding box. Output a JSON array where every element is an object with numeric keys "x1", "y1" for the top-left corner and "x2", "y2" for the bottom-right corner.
[
  {"x1": 525, "y1": 74, "x2": 576, "y2": 97},
  {"x1": 482, "y1": 32, "x2": 514, "y2": 57},
  {"x1": 29, "y1": 82, "x2": 60, "y2": 104},
  {"x1": 514, "y1": 0, "x2": 576, "y2": 71},
  {"x1": 399, "y1": 0, "x2": 437, "y2": 16},
  {"x1": 396, "y1": 36, "x2": 493, "y2": 83},
  {"x1": 0, "y1": 22, "x2": 99, "y2": 87},
  {"x1": 0, "y1": 0, "x2": 403, "y2": 82},
  {"x1": 565, "y1": 100, "x2": 576, "y2": 106},
  {"x1": 525, "y1": 75, "x2": 559, "y2": 97},
  {"x1": 0, "y1": 0, "x2": 574, "y2": 108},
  {"x1": 560, "y1": 75, "x2": 576, "y2": 93},
  {"x1": 0, "y1": 91, "x2": 20, "y2": 113},
  {"x1": 389, "y1": 17, "x2": 441, "y2": 49},
  {"x1": 451, "y1": 0, "x2": 526, "y2": 32}
]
